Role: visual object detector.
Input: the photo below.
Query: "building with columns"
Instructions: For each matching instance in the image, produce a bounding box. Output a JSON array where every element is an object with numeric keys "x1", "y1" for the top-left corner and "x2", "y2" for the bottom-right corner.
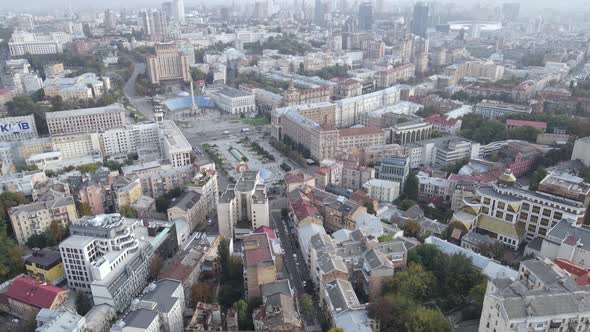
[{"x1": 390, "y1": 119, "x2": 432, "y2": 145}]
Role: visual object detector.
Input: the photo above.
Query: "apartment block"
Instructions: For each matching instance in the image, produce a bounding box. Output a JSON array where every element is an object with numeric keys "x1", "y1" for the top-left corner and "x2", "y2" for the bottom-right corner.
[
  {"x1": 217, "y1": 170, "x2": 270, "y2": 240},
  {"x1": 8, "y1": 31, "x2": 71, "y2": 56},
  {"x1": 9, "y1": 196, "x2": 78, "y2": 245},
  {"x1": 58, "y1": 214, "x2": 154, "y2": 314},
  {"x1": 167, "y1": 190, "x2": 208, "y2": 232},
  {"x1": 479, "y1": 259, "x2": 590, "y2": 332},
  {"x1": 45, "y1": 104, "x2": 128, "y2": 136},
  {"x1": 241, "y1": 231, "x2": 280, "y2": 301}
]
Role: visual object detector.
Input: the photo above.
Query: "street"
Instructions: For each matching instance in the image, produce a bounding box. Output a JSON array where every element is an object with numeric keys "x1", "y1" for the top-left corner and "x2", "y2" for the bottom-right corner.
[
  {"x1": 270, "y1": 198, "x2": 322, "y2": 331},
  {"x1": 123, "y1": 61, "x2": 155, "y2": 120}
]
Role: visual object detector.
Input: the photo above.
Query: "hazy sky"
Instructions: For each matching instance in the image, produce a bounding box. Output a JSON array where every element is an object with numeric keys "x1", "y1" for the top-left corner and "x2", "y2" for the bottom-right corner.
[{"x1": 1, "y1": 0, "x2": 590, "y2": 13}]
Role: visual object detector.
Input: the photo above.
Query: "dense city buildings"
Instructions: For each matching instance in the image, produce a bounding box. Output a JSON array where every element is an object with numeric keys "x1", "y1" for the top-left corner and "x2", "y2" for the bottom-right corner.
[{"x1": 4, "y1": 1, "x2": 590, "y2": 331}]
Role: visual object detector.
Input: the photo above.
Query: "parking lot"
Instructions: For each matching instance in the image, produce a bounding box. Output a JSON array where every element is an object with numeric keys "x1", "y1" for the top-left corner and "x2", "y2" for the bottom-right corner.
[{"x1": 202, "y1": 132, "x2": 287, "y2": 183}]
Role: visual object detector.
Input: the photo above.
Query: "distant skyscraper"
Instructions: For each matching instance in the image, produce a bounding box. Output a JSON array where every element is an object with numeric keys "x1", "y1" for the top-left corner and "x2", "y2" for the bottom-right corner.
[
  {"x1": 411, "y1": 2, "x2": 429, "y2": 38},
  {"x1": 141, "y1": 10, "x2": 169, "y2": 41},
  {"x1": 162, "y1": 0, "x2": 184, "y2": 23},
  {"x1": 358, "y1": 2, "x2": 373, "y2": 31},
  {"x1": 314, "y1": 0, "x2": 325, "y2": 26},
  {"x1": 104, "y1": 9, "x2": 116, "y2": 29},
  {"x1": 502, "y1": 2, "x2": 520, "y2": 20},
  {"x1": 175, "y1": 0, "x2": 185, "y2": 23}
]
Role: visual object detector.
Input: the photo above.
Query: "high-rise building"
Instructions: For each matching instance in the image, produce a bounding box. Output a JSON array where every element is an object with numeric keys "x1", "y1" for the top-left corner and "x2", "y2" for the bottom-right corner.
[
  {"x1": 175, "y1": 0, "x2": 185, "y2": 23},
  {"x1": 502, "y1": 2, "x2": 520, "y2": 20},
  {"x1": 104, "y1": 9, "x2": 116, "y2": 29},
  {"x1": 217, "y1": 170, "x2": 270, "y2": 240},
  {"x1": 410, "y1": 2, "x2": 429, "y2": 38},
  {"x1": 141, "y1": 10, "x2": 169, "y2": 41},
  {"x1": 314, "y1": 0, "x2": 325, "y2": 26},
  {"x1": 358, "y1": 1, "x2": 373, "y2": 31},
  {"x1": 146, "y1": 42, "x2": 191, "y2": 84}
]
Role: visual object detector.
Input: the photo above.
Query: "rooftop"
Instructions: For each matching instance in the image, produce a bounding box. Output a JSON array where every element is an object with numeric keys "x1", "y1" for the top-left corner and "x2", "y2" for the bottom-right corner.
[
  {"x1": 45, "y1": 103, "x2": 125, "y2": 119},
  {"x1": 170, "y1": 190, "x2": 201, "y2": 212},
  {"x1": 123, "y1": 308, "x2": 158, "y2": 329},
  {"x1": 6, "y1": 276, "x2": 67, "y2": 309}
]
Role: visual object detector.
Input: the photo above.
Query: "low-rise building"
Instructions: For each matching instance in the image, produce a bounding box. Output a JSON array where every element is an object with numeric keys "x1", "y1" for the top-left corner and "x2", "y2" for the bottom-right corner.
[
  {"x1": 167, "y1": 190, "x2": 208, "y2": 232},
  {"x1": 425, "y1": 114, "x2": 462, "y2": 134},
  {"x1": 207, "y1": 85, "x2": 255, "y2": 114},
  {"x1": 253, "y1": 280, "x2": 304, "y2": 332},
  {"x1": 363, "y1": 178, "x2": 400, "y2": 202},
  {"x1": 571, "y1": 136, "x2": 590, "y2": 167},
  {"x1": 24, "y1": 249, "x2": 66, "y2": 285},
  {"x1": 474, "y1": 99, "x2": 532, "y2": 119},
  {"x1": 1, "y1": 276, "x2": 69, "y2": 319},
  {"x1": 43, "y1": 73, "x2": 110, "y2": 101}
]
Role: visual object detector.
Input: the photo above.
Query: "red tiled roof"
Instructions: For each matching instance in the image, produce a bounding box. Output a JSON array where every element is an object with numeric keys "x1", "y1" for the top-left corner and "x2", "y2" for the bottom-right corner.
[
  {"x1": 338, "y1": 127, "x2": 384, "y2": 136},
  {"x1": 284, "y1": 171, "x2": 306, "y2": 184},
  {"x1": 291, "y1": 198, "x2": 320, "y2": 221},
  {"x1": 243, "y1": 233, "x2": 274, "y2": 267},
  {"x1": 160, "y1": 261, "x2": 192, "y2": 282},
  {"x1": 506, "y1": 119, "x2": 547, "y2": 130},
  {"x1": 426, "y1": 114, "x2": 459, "y2": 126},
  {"x1": 0, "y1": 89, "x2": 10, "y2": 95},
  {"x1": 254, "y1": 225, "x2": 276, "y2": 240},
  {"x1": 553, "y1": 258, "x2": 590, "y2": 286},
  {"x1": 6, "y1": 277, "x2": 66, "y2": 309}
]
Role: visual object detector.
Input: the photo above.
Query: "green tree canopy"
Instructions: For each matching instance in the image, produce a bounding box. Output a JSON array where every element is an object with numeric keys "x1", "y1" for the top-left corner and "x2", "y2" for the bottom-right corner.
[{"x1": 404, "y1": 307, "x2": 451, "y2": 332}]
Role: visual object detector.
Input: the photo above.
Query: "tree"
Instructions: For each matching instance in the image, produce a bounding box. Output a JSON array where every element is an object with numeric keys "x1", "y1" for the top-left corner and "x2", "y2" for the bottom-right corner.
[
  {"x1": 76, "y1": 163, "x2": 101, "y2": 173},
  {"x1": 191, "y1": 282, "x2": 211, "y2": 306},
  {"x1": 236, "y1": 299, "x2": 251, "y2": 330},
  {"x1": 149, "y1": 254, "x2": 163, "y2": 280},
  {"x1": 403, "y1": 173, "x2": 419, "y2": 201},
  {"x1": 369, "y1": 294, "x2": 415, "y2": 332},
  {"x1": 218, "y1": 237, "x2": 230, "y2": 273},
  {"x1": 479, "y1": 241, "x2": 506, "y2": 261},
  {"x1": 155, "y1": 196, "x2": 170, "y2": 213},
  {"x1": 0, "y1": 219, "x2": 25, "y2": 282},
  {"x1": 50, "y1": 96, "x2": 65, "y2": 112},
  {"x1": 75, "y1": 292, "x2": 93, "y2": 315},
  {"x1": 507, "y1": 126, "x2": 541, "y2": 142},
  {"x1": 0, "y1": 192, "x2": 28, "y2": 223},
  {"x1": 26, "y1": 233, "x2": 48, "y2": 249},
  {"x1": 364, "y1": 202, "x2": 376, "y2": 215},
  {"x1": 191, "y1": 68, "x2": 207, "y2": 81},
  {"x1": 459, "y1": 114, "x2": 506, "y2": 144},
  {"x1": 404, "y1": 307, "x2": 451, "y2": 332},
  {"x1": 529, "y1": 167, "x2": 547, "y2": 190},
  {"x1": 119, "y1": 206, "x2": 138, "y2": 218},
  {"x1": 399, "y1": 199, "x2": 417, "y2": 211},
  {"x1": 301, "y1": 294, "x2": 313, "y2": 317},
  {"x1": 78, "y1": 203, "x2": 93, "y2": 216},
  {"x1": 386, "y1": 263, "x2": 435, "y2": 302},
  {"x1": 378, "y1": 234, "x2": 395, "y2": 242},
  {"x1": 468, "y1": 279, "x2": 487, "y2": 308},
  {"x1": 16, "y1": 164, "x2": 39, "y2": 172},
  {"x1": 327, "y1": 329, "x2": 344, "y2": 332},
  {"x1": 402, "y1": 220, "x2": 422, "y2": 238},
  {"x1": 48, "y1": 220, "x2": 66, "y2": 243}
]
